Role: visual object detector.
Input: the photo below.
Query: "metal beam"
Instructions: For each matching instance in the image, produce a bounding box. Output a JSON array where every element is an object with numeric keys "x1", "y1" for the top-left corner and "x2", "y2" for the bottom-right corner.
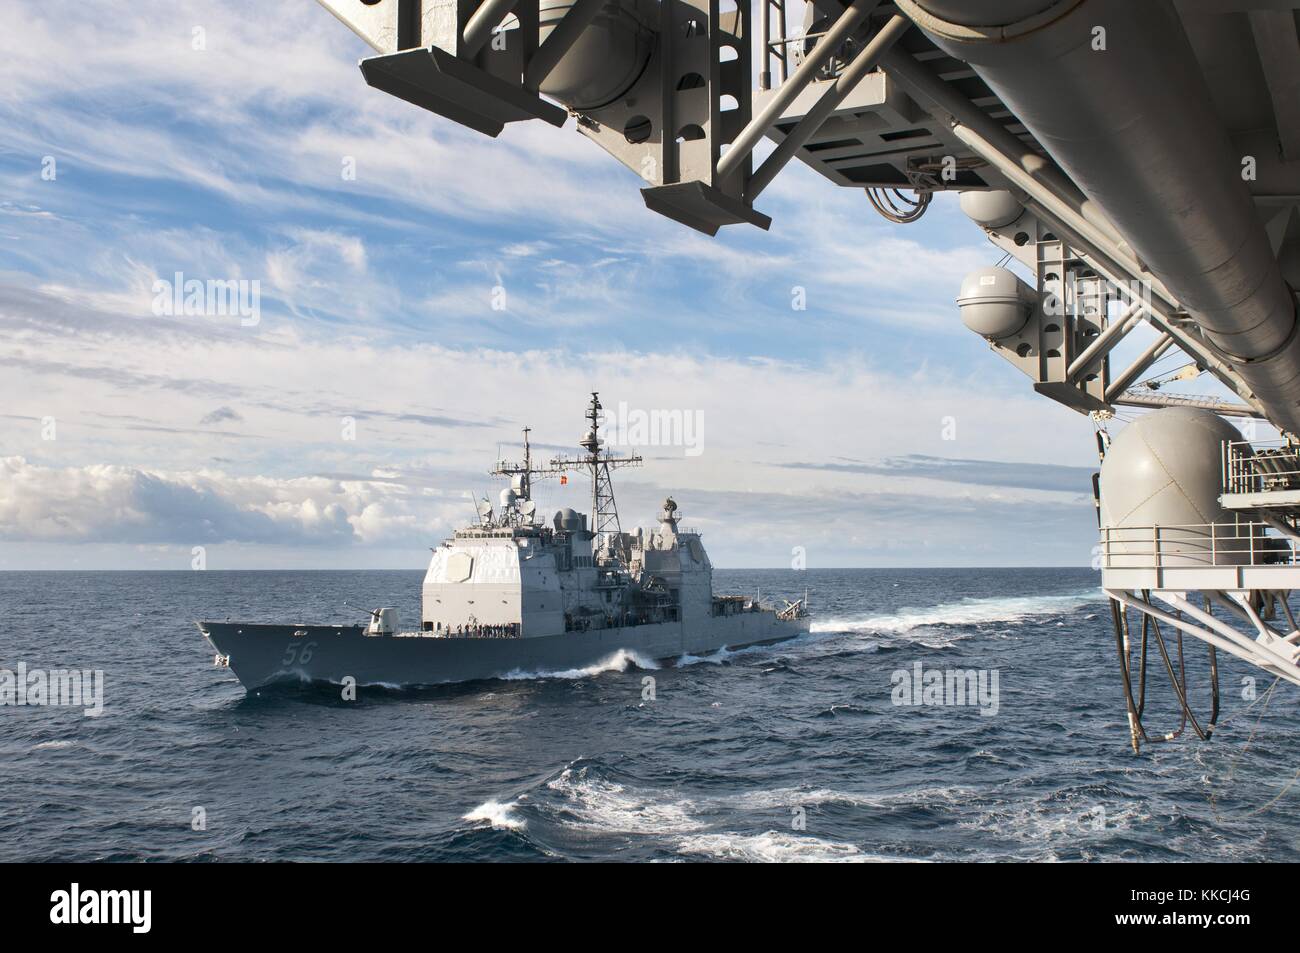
[
  {"x1": 1144, "y1": 591, "x2": 1300, "y2": 688},
  {"x1": 463, "y1": 0, "x2": 518, "y2": 57},
  {"x1": 876, "y1": 47, "x2": 1128, "y2": 253},
  {"x1": 1106, "y1": 590, "x2": 1300, "y2": 688},
  {"x1": 1105, "y1": 333, "x2": 1174, "y2": 403},
  {"x1": 716, "y1": 0, "x2": 881, "y2": 182},
  {"x1": 901, "y1": 0, "x2": 1300, "y2": 435},
  {"x1": 876, "y1": 48, "x2": 1269, "y2": 416},
  {"x1": 1065, "y1": 300, "x2": 1141, "y2": 382},
  {"x1": 1111, "y1": 392, "x2": 1264, "y2": 419},
  {"x1": 1249, "y1": 11, "x2": 1300, "y2": 163},
  {"x1": 746, "y1": 15, "x2": 911, "y2": 201}
]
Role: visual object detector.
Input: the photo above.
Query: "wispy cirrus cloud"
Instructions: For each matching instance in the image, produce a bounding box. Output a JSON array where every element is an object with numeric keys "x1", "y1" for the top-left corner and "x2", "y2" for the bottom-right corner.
[{"x1": 776, "y1": 454, "x2": 1097, "y2": 494}]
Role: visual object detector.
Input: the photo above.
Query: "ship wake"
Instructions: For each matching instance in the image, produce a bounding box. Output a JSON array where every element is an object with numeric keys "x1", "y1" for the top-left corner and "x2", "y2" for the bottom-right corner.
[{"x1": 811, "y1": 590, "x2": 1100, "y2": 646}]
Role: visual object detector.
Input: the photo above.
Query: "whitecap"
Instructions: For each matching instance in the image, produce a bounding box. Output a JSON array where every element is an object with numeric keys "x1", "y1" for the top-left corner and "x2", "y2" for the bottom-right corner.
[
  {"x1": 544, "y1": 768, "x2": 888, "y2": 840},
  {"x1": 676, "y1": 647, "x2": 731, "y2": 666},
  {"x1": 546, "y1": 769, "x2": 705, "y2": 835},
  {"x1": 463, "y1": 799, "x2": 526, "y2": 830},
  {"x1": 676, "y1": 831, "x2": 871, "y2": 863},
  {"x1": 501, "y1": 649, "x2": 660, "y2": 681}
]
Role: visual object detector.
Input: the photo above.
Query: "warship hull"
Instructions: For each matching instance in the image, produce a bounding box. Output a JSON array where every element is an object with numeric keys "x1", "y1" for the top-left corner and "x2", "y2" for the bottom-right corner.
[{"x1": 198, "y1": 612, "x2": 810, "y2": 690}]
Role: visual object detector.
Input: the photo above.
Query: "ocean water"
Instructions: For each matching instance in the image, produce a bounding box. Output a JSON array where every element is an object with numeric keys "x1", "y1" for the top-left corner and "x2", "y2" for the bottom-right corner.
[{"x1": 2, "y1": 567, "x2": 1299, "y2": 862}]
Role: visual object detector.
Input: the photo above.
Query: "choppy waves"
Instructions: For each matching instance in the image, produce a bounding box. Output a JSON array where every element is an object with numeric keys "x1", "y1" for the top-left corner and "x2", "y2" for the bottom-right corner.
[
  {"x1": 460, "y1": 759, "x2": 902, "y2": 861},
  {"x1": 5, "y1": 567, "x2": 1297, "y2": 863}
]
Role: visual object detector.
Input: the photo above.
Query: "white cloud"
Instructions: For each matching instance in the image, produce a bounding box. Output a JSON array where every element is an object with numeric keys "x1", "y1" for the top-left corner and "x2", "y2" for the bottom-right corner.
[
  {"x1": 0, "y1": 274, "x2": 1099, "y2": 567},
  {"x1": 0, "y1": 456, "x2": 463, "y2": 547}
]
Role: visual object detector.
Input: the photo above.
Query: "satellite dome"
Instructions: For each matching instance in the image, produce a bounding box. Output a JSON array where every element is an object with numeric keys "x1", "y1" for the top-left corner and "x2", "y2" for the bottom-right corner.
[
  {"x1": 957, "y1": 267, "x2": 1035, "y2": 340},
  {"x1": 960, "y1": 190, "x2": 1024, "y2": 229},
  {"x1": 1099, "y1": 408, "x2": 1249, "y2": 566},
  {"x1": 554, "y1": 507, "x2": 585, "y2": 533}
]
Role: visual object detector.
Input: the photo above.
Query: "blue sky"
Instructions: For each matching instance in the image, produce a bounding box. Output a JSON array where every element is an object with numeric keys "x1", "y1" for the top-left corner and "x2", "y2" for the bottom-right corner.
[{"x1": 0, "y1": 0, "x2": 1114, "y2": 569}]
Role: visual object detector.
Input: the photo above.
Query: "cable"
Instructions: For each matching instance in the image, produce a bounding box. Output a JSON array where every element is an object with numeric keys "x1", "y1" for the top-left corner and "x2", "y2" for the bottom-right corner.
[
  {"x1": 1134, "y1": 360, "x2": 1202, "y2": 392},
  {"x1": 866, "y1": 187, "x2": 931, "y2": 224}
]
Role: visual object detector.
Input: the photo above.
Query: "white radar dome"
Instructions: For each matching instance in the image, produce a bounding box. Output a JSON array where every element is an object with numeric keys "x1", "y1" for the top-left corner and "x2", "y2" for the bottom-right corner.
[
  {"x1": 1099, "y1": 407, "x2": 1250, "y2": 566},
  {"x1": 957, "y1": 267, "x2": 1035, "y2": 340}
]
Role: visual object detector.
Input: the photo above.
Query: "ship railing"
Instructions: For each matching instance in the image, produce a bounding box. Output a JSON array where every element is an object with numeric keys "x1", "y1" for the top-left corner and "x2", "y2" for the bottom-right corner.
[
  {"x1": 431, "y1": 622, "x2": 522, "y2": 639},
  {"x1": 1099, "y1": 520, "x2": 1300, "y2": 591},
  {"x1": 1222, "y1": 439, "x2": 1300, "y2": 496},
  {"x1": 1100, "y1": 521, "x2": 1297, "y2": 568}
]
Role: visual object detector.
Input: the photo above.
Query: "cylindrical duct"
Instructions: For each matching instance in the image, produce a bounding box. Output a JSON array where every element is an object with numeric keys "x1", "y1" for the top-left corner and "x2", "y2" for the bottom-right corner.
[
  {"x1": 898, "y1": 0, "x2": 1300, "y2": 433},
  {"x1": 536, "y1": 0, "x2": 654, "y2": 111}
]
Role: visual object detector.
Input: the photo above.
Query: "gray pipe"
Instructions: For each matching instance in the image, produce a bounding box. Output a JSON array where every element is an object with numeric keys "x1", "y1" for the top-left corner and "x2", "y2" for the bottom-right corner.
[{"x1": 898, "y1": 0, "x2": 1300, "y2": 431}]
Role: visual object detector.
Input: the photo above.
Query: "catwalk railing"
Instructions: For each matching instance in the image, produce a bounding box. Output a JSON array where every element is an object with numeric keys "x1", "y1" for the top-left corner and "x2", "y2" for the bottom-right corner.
[
  {"x1": 1099, "y1": 520, "x2": 1300, "y2": 591},
  {"x1": 1222, "y1": 439, "x2": 1300, "y2": 497}
]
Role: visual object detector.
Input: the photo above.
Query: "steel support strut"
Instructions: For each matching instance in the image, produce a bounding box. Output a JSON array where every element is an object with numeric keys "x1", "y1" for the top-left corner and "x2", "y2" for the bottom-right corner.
[
  {"x1": 746, "y1": 15, "x2": 911, "y2": 200},
  {"x1": 716, "y1": 0, "x2": 882, "y2": 181}
]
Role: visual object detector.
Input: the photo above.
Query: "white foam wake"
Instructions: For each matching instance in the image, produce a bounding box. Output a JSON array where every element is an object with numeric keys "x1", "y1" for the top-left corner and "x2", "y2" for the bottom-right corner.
[
  {"x1": 501, "y1": 648, "x2": 660, "y2": 681},
  {"x1": 811, "y1": 590, "x2": 1100, "y2": 638}
]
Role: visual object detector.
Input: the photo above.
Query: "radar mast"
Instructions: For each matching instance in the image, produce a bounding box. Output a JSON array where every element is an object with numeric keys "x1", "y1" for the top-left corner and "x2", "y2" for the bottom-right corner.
[
  {"x1": 491, "y1": 427, "x2": 536, "y2": 498},
  {"x1": 551, "y1": 392, "x2": 642, "y2": 534},
  {"x1": 491, "y1": 426, "x2": 556, "y2": 525}
]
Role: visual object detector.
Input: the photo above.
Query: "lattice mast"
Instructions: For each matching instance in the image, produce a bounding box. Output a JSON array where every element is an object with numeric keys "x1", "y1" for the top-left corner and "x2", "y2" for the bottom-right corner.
[{"x1": 551, "y1": 392, "x2": 642, "y2": 534}]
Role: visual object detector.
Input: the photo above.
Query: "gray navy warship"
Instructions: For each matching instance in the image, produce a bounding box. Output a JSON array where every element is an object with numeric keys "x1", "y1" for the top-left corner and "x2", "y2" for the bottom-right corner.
[{"x1": 197, "y1": 394, "x2": 809, "y2": 690}]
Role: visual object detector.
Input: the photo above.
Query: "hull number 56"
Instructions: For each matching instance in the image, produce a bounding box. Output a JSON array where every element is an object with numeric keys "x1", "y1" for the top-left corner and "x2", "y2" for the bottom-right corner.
[{"x1": 283, "y1": 642, "x2": 318, "y2": 666}]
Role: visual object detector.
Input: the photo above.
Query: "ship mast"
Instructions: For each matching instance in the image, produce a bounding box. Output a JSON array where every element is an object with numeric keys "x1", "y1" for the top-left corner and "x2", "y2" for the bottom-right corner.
[
  {"x1": 491, "y1": 425, "x2": 562, "y2": 526},
  {"x1": 491, "y1": 428, "x2": 537, "y2": 498},
  {"x1": 521, "y1": 426, "x2": 531, "y2": 501},
  {"x1": 550, "y1": 392, "x2": 642, "y2": 535}
]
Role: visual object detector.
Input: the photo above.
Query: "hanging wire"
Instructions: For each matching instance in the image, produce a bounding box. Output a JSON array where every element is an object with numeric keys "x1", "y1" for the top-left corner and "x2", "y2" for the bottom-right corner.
[
  {"x1": 1205, "y1": 676, "x2": 1300, "y2": 821},
  {"x1": 1114, "y1": 592, "x2": 1300, "y2": 816},
  {"x1": 1111, "y1": 593, "x2": 1220, "y2": 753},
  {"x1": 1142, "y1": 350, "x2": 1187, "y2": 376},
  {"x1": 866, "y1": 187, "x2": 932, "y2": 224}
]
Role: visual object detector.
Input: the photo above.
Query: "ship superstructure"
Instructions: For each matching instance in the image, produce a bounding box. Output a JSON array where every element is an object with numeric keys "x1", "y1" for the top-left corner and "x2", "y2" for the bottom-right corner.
[
  {"x1": 422, "y1": 394, "x2": 723, "y2": 638},
  {"x1": 197, "y1": 394, "x2": 808, "y2": 690}
]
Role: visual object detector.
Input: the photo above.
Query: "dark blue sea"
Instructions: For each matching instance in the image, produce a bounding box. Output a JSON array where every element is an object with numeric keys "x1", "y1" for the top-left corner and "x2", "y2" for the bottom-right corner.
[{"x1": 2, "y1": 568, "x2": 1298, "y2": 862}]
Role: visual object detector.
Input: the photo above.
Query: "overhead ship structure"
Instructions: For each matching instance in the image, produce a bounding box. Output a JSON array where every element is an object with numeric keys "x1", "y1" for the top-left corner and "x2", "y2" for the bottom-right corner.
[{"x1": 312, "y1": 0, "x2": 1300, "y2": 748}]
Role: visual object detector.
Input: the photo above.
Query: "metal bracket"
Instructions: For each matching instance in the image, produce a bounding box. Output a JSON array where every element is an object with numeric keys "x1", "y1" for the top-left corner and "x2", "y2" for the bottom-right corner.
[
  {"x1": 360, "y1": 44, "x2": 566, "y2": 137},
  {"x1": 641, "y1": 181, "x2": 771, "y2": 236}
]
